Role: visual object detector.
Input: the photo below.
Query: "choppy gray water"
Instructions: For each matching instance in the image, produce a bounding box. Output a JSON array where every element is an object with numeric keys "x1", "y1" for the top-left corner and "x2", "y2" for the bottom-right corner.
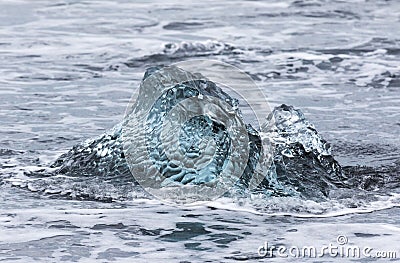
[{"x1": 0, "y1": 0, "x2": 399, "y2": 262}]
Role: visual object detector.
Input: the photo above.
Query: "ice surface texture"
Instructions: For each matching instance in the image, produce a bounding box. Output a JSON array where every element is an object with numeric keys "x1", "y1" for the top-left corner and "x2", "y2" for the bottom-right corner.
[{"x1": 50, "y1": 66, "x2": 347, "y2": 200}]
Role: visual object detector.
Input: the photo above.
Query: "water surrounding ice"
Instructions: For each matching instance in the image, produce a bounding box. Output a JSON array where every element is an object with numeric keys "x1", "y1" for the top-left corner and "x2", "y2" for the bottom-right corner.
[{"x1": 0, "y1": 0, "x2": 399, "y2": 262}]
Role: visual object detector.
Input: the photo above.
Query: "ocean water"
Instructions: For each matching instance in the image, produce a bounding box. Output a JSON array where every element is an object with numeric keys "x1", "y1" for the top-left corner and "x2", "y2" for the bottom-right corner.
[{"x1": 0, "y1": 0, "x2": 399, "y2": 262}]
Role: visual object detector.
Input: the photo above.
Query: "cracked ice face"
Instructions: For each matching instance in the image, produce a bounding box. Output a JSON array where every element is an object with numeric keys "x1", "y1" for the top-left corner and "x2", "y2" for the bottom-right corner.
[{"x1": 121, "y1": 60, "x2": 273, "y2": 204}]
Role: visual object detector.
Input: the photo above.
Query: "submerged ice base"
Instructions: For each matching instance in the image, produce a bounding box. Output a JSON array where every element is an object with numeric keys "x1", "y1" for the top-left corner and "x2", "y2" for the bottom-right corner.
[{"x1": 50, "y1": 66, "x2": 347, "y2": 200}]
